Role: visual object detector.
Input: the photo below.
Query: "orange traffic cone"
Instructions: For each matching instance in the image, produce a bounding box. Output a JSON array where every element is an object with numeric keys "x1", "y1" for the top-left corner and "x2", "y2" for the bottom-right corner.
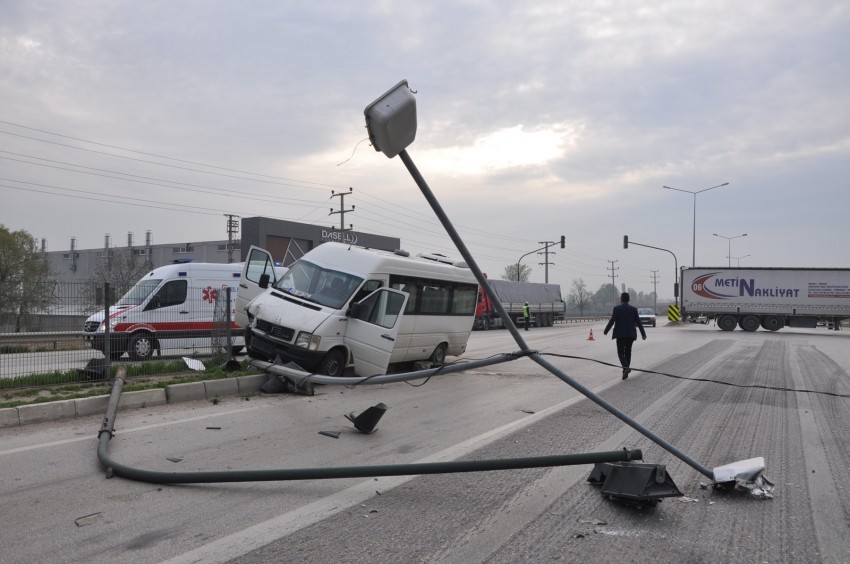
[{"x1": 587, "y1": 328, "x2": 595, "y2": 341}]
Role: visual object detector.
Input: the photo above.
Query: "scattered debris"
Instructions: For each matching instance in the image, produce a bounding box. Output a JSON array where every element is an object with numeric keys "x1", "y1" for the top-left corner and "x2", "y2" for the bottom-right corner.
[
  {"x1": 577, "y1": 516, "x2": 607, "y2": 525},
  {"x1": 75, "y1": 513, "x2": 102, "y2": 527},
  {"x1": 345, "y1": 403, "x2": 389, "y2": 434},
  {"x1": 588, "y1": 461, "x2": 683, "y2": 505},
  {"x1": 678, "y1": 496, "x2": 699, "y2": 503},
  {"x1": 521, "y1": 409, "x2": 535, "y2": 414},
  {"x1": 712, "y1": 457, "x2": 775, "y2": 499},
  {"x1": 319, "y1": 430, "x2": 341, "y2": 439},
  {"x1": 699, "y1": 482, "x2": 709, "y2": 489},
  {"x1": 206, "y1": 426, "x2": 221, "y2": 430},
  {"x1": 182, "y1": 357, "x2": 206, "y2": 371},
  {"x1": 166, "y1": 457, "x2": 183, "y2": 463}
]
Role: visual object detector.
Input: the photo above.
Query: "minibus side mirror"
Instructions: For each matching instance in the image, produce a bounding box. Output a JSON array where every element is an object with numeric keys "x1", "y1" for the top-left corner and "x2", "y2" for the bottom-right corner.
[
  {"x1": 347, "y1": 302, "x2": 364, "y2": 319},
  {"x1": 258, "y1": 273, "x2": 270, "y2": 289}
]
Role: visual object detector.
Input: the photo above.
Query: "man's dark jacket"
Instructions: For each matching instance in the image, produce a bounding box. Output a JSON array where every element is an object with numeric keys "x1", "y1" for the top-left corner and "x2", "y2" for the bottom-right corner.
[{"x1": 603, "y1": 303, "x2": 647, "y2": 340}]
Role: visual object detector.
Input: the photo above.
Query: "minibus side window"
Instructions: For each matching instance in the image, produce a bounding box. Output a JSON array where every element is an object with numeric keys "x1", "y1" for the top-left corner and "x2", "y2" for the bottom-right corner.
[
  {"x1": 245, "y1": 249, "x2": 276, "y2": 284},
  {"x1": 358, "y1": 290, "x2": 406, "y2": 329},
  {"x1": 451, "y1": 284, "x2": 477, "y2": 314},
  {"x1": 352, "y1": 280, "x2": 383, "y2": 304},
  {"x1": 389, "y1": 276, "x2": 417, "y2": 313}
]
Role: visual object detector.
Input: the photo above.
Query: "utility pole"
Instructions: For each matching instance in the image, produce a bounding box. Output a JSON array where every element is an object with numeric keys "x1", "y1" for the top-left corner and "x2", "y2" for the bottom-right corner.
[
  {"x1": 224, "y1": 214, "x2": 240, "y2": 263},
  {"x1": 537, "y1": 240, "x2": 555, "y2": 283},
  {"x1": 650, "y1": 269, "x2": 659, "y2": 313},
  {"x1": 329, "y1": 187, "x2": 355, "y2": 231},
  {"x1": 607, "y1": 259, "x2": 619, "y2": 307}
]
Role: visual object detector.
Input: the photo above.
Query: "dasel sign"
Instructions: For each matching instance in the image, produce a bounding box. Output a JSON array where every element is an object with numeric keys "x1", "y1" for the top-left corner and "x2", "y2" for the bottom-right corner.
[{"x1": 321, "y1": 230, "x2": 358, "y2": 245}]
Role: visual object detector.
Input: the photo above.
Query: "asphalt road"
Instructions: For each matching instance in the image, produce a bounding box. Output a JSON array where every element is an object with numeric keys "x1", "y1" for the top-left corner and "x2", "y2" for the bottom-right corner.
[{"x1": 1, "y1": 321, "x2": 849, "y2": 563}]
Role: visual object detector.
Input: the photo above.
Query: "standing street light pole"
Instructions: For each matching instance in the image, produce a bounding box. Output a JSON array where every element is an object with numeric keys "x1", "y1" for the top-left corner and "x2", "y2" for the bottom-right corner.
[
  {"x1": 729, "y1": 254, "x2": 751, "y2": 267},
  {"x1": 516, "y1": 236, "x2": 565, "y2": 282},
  {"x1": 713, "y1": 233, "x2": 747, "y2": 267},
  {"x1": 624, "y1": 235, "x2": 680, "y2": 312},
  {"x1": 662, "y1": 182, "x2": 729, "y2": 267}
]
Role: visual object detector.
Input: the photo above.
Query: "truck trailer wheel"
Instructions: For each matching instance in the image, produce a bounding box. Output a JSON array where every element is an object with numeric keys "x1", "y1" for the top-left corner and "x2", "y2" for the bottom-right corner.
[
  {"x1": 717, "y1": 315, "x2": 737, "y2": 332},
  {"x1": 481, "y1": 315, "x2": 490, "y2": 330},
  {"x1": 762, "y1": 316, "x2": 784, "y2": 331},
  {"x1": 740, "y1": 315, "x2": 760, "y2": 332},
  {"x1": 129, "y1": 332, "x2": 157, "y2": 360}
]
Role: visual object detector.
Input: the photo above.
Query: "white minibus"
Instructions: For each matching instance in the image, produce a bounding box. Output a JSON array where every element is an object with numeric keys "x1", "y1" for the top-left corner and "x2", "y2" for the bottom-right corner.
[{"x1": 238, "y1": 242, "x2": 478, "y2": 376}]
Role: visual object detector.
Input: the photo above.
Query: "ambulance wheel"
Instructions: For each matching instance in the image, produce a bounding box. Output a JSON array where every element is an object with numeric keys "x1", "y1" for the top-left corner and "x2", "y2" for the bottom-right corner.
[
  {"x1": 318, "y1": 350, "x2": 345, "y2": 377},
  {"x1": 129, "y1": 332, "x2": 156, "y2": 361},
  {"x1": 429, "y1": 343, "x2": 447, "y2": 365}
]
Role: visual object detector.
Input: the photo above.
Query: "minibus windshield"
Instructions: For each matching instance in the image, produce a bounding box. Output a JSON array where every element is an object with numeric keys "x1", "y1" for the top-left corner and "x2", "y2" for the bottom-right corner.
[
  {"x1": 275, "y1": 260, "x2": 363, "y2": 310},
  {"x1": 117, "y1": 279, "x2": 162, "y2": 306}
]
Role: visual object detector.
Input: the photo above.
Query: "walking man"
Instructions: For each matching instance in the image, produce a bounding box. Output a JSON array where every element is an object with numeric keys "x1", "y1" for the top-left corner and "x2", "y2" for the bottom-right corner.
[
  {"x1": 522, "y1": 302, "x2": 530, "y2": 331},
  {"x1": 603, "y1": 292, "x2": 646, "y2": 379}
]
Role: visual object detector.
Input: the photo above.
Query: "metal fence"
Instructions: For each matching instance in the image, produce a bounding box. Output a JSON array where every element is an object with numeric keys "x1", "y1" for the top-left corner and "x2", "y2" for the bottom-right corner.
[{"x1": 0, "y1": 282, "x2": 238, "y2": 390}]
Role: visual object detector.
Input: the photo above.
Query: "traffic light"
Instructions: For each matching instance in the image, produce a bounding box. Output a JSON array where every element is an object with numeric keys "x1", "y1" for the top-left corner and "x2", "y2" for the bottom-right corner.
[
  {"x1": 560, "y1": 235, "x2": 566, "y2": 248},
  {"x1": 623, "y1": 235, "x2": 629, "y2": 249}
]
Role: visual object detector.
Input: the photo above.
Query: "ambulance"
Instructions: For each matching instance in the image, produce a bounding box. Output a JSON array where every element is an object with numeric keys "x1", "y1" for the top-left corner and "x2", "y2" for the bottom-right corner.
[{"x1": 83, "y1": 261, "x2": 244, "y2": 360}]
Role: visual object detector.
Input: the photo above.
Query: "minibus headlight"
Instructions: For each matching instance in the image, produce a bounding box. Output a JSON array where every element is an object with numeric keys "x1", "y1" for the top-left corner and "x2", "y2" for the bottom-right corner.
[{"x1": 295, "y1": 332, "x2": 321, "y2": 350}]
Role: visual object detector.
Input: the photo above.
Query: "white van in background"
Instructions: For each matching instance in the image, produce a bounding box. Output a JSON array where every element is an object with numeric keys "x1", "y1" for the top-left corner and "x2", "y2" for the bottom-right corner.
[
  {"x1": 238, "y1": 242, "x2": 478, "y2": 377},
  {"x1": 83, "y1": 261, "x2": 244, "y2": 360}
]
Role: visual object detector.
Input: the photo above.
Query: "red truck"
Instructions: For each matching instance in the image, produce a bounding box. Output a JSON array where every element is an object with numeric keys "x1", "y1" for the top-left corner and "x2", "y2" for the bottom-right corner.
[{"x1": 475, "y1": 278, "x2": 566, "y2": 329}]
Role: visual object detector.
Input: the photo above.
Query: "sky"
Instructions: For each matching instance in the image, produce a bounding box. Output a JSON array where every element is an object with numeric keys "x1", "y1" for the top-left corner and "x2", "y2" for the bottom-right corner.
[{"x1": 2, "y1": 0, "x2": 848, "y2": 300}]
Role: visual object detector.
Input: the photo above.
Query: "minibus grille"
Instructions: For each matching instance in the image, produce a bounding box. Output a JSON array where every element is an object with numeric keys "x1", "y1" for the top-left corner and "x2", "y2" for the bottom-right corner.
[{"x1": 256, "y1": 318, "x2": 295, "y2": 342}]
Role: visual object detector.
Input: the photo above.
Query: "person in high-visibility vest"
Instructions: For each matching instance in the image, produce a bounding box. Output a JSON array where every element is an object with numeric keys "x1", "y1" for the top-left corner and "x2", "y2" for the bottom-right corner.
[{"x1": 522, "y1": 302, "x2": 530, "y2": 331}]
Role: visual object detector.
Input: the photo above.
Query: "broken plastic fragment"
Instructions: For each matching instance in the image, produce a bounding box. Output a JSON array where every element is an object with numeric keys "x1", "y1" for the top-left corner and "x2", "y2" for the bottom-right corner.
[
  {"x1": 182, "y1": 357, "x2": 206, "y2": 371},
  {"x1": 75, "y1": 513, "x2": 102, "y2": 527},
  {"x1": 712, "y1": 456, "x2": 775, "y2": 498},
  {"x1": 319, "y1": 430, "x2": 341, "y2": 439}
]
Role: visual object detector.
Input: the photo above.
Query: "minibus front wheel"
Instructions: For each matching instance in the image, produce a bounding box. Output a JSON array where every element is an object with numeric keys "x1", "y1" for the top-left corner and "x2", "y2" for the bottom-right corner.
[
  {"x1": 318, "y1": 349, "x2": 345, "y2": 377},
  {"x1": 129, "y1": 332, "x2": 157, "y2": 361}
]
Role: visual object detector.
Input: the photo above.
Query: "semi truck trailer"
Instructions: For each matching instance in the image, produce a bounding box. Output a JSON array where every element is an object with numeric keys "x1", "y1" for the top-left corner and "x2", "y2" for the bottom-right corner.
[
  {"x1": 681, "y1": 267, "x2": 850, "y2": 332},
  {"x1": 475, "y1": 278, "x2": 566, "y2": 329}
]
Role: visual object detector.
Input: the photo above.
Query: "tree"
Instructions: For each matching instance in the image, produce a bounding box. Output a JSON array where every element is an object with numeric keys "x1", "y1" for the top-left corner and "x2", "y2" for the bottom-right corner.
[
  {"x1": 502, "y1": 263, "x2": 532, "y2": 282},
  {"x1": 0, "y1": 225, "x2": 54, "y2": 332},
  {"x1": 82, "y1": 246, "x2": 152, "y2": 312},
  {"x1": 593, "y1": 282, "x2": 619, "y2": 311},
  {"x1": 568, "y1": 278, "x2": 593, "y2": 316}
]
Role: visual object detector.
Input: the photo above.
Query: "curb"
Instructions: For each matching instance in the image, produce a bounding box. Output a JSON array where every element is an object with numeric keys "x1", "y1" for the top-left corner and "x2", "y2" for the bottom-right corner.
[{"x1": 0, "y1": 373, "x2": 271, "y2": 429}]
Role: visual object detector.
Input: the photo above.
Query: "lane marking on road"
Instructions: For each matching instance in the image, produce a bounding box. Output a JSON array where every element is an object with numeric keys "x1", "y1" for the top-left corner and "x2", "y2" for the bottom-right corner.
[
  {"x1": 160, "y1": 379, "x2": 623, "y2": 564},
  {"x1": 0, "y1": 404, "x2": 274, "y2": 457},
  {"x1": 789, "y1": 344, "x2": 846, "y2": 564}
]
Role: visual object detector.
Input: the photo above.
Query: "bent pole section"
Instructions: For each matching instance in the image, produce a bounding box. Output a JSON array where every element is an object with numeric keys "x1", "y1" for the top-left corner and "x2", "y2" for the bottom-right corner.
[{"x1": 97, "y1": 373, "x2": 642, "y2": 484}]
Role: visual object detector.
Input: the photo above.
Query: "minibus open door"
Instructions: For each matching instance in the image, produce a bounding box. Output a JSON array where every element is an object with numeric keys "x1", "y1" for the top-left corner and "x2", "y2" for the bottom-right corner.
[
  {"x1": 345, "y1": 288, "x2": 408, "y2": 377},
  {"x1": 237, "y1": 246, "x2": 281, "y2": 328}
]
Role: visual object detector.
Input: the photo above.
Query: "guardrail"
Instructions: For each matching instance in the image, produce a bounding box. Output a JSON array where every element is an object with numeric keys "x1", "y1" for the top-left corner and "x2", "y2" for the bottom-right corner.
[
  {"x1": 0, "y1": 331, "x2": 83, "y2": 348},
  {"x1": 556, "y1": 316, "x2": 608, "y2": 324}
]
